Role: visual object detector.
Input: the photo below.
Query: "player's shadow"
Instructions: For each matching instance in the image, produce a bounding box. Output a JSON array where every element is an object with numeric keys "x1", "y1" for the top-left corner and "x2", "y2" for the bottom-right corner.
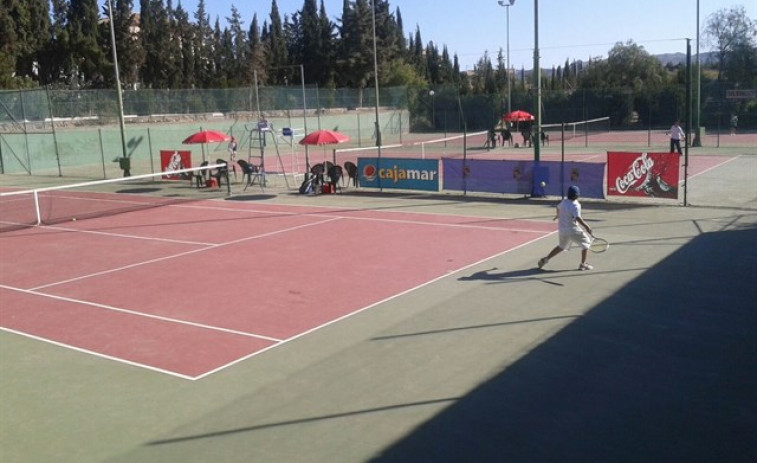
[{"x1": 458, "y1": 267, "x2": 565, "y2": 286}]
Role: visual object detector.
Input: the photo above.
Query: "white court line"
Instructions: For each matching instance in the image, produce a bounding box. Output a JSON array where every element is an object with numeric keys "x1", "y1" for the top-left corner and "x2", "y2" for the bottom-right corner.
[
  {"x1": 191, "y1": 201, "x2": 551, "y2": 233},
  {"x1": 328, "y1": 214, "x2": 551, "y2": 233},
  {"x1": 12, "y1": 201, "x2": 557, "y2": 380},
  {"x1": 43, "y1": 225, "x2": 216, "y2": 246},
  {"x1": 574, "y1": 154, "x2": 605, "y2": 162},
  {"x1": 0, "y1": 327, "x2": 197, "y2": 380},
  {"x1": 171, "y1": 198, "x2": 555, "y2": 232},
  {"x1": 1, "y1": 284, "x2": 282, "y2": 343},
  {"x1": 680, "y1": 155, "x2": 741, "y2": 184},
  {"x1": 194, "y1": 230, "x2": 557, "y2": 380},
  {"x1": 32, "y1": 216, "x2": 341, "y2": 291}
]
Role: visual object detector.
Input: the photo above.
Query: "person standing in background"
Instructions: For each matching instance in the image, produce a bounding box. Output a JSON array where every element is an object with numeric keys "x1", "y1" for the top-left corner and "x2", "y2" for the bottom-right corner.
[
  {"x1": 668, "y1": 120, "x2": 685, "y2": 155},
  {"x1": 228, "y1": 136, "x2": 238, "y2": 180}
]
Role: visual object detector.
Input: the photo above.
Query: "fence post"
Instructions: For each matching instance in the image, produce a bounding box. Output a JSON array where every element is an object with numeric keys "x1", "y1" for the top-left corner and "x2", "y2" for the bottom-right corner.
[
  {"x1": 45, "y1": 86, "x2": 62, "y2": 176},
  {"x1": 98, "y1": 128, "x2": 106, "y2": 179}
]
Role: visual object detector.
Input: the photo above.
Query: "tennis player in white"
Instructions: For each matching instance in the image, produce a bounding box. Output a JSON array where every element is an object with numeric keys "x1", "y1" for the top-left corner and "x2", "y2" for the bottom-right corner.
[{"x1": 538, "y1": 185, "x2": 594, "y2": 271}]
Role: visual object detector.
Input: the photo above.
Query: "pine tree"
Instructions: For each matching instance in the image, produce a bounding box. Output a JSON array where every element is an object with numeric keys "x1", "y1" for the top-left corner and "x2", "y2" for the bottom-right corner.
[
  {"x1": 104, "y1": 0, "x2": 144, "y2": 89},
  {"x1": 247, "y1": 14, "x2": 267, "y2": 84},
  {"x1": 40, "y1": 0, "x2": 71, "y2": 86},
  {"x1": 267, "y1": 0, "x2": 288, "y2": 84},
  {"x1": 411, "y1": 26, "x2": 425, "y2": 76},
  {"x1": 14, "y1": 0, "x2": 50, "y2": 83},
  {"x1": 291, "y1": 0, "x2": 331, "y2": 86},
  {"x1": 193, "y1": 0, "x2": 213, "y2": 87},
  {"x1": 337, "y1": 0, "x2": 372, "y2": 89},
  {"x1": 227, "y1": 5, "x2": 247, "y2": 85},
  {"x1": 0, "y1": 2, "x2": 18, "y2": 87},
  {"x1": 68, "y1": 0, "x2": 106, "y2": 86},
  {"x1": 373, "y1": 0, "x2": 400, "y2": 87},
  {"x1": 394, "y1": 6, "x2": 407, "y2": 60},
  {"x1": 317, "y1": 0, "x2": 336, "y2": 87}
]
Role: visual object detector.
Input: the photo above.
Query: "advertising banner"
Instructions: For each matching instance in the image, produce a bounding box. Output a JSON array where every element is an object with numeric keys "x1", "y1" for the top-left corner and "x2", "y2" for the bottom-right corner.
[
  {"x1": 607, "y1": 152, "x2": 679, "y2": 199},
  {"x1": 160, "y1": 150, "x2": 192, "y2": 180},
  {"x1": 443, "y1": 159, "x2": 606, "y2": 199},
  {"x1": 357, "y1": 158, "x2": 440, "y2": 191}
]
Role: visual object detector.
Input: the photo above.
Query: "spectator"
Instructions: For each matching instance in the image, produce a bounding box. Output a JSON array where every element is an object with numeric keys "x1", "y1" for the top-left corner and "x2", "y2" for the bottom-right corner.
[{"x1": 668, "y1": 120, "x2": 685, "y2": 155}]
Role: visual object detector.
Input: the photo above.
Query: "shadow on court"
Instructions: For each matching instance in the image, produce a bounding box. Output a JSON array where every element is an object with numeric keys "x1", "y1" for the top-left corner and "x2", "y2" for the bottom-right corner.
[
  {"x1": 370, "y1": 223, "x2": 757, "y2": 462},
  {"x1": 458, "y1": 267, "x2": 566, "y2": 287}
]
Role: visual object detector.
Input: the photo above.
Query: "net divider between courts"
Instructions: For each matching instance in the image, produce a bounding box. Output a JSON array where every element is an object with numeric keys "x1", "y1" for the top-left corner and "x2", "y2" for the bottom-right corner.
[
  {"x1": 0, "y1": 164, "x2": 227, "y2": 226},
  {"x1": 331, "y1": 144, "x2": 404, "y2": 165},
  {"x1": 412, "y1": 131, "x2": 488, "y2": 159},
  {"x1": 541, "y1": 116, "x2": 611, "y2": 138},
  {"x1": 333, "y1": 131, "x2": 492, "y2": 163}
]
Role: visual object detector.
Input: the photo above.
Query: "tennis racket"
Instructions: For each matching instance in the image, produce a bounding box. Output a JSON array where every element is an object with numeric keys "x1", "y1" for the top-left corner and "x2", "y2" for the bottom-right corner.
[{"x1": 589, "y1": 235, "x2": 610, "y2": 253}]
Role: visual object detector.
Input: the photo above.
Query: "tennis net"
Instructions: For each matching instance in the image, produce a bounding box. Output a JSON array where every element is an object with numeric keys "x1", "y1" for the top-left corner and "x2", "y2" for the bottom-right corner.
[
  {"x1": 0, "y1": 164, "x2": 229, "y2": 232},
  {"x1": 541, "y1": 117, "x2": 610, "y2": 142},
  {"x1": 412, "y1": 130, "x2": 489, "y2": 159},
  {"x1": 332, "y1": 130, "x2": 489, "y2": 165}
]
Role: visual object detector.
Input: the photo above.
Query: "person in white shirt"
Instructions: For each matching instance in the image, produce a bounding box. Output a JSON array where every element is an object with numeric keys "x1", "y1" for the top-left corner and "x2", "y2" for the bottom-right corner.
[
  {"x1": 228, "y1": 136, "x2": 238, "y2": 179},
  {"x1": 668, "y1": 120, "x2": 685, "y2": 155},
  {"x1": 538, "y1": 185, "x2": 594, "y2": 271}
]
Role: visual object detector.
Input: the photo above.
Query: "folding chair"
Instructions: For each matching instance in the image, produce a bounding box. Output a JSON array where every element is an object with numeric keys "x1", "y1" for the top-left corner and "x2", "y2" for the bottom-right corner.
[
  {"x1": 237, "y1": 159, "x2": 263, "y2": 191},
  {"x1": 327, "y1": 164, "x2": 343, "y2": 193},
  {"x1": 344, "y1": 161, "x2": 358, "y2": 187}
]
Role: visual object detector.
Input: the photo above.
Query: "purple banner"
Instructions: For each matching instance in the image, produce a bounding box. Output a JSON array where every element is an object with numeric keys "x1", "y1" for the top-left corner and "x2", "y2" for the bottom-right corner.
[{"x1": 443, "y1": 159, "x2": 606, "y2": 199}]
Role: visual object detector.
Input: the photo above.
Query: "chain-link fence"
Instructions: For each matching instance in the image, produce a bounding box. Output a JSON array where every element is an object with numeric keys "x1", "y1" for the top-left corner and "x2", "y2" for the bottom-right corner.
[{"x1": 1, "y1": 84, "x2": 753, "y2": 178}]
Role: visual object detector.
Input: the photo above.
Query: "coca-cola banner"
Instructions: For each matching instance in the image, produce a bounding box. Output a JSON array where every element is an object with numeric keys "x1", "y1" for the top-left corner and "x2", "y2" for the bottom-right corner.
[
  {"x1": 160, "y1": 150, "x2": 192, "y2": 180},
  {"x1": 607, "y1": 152, "x2": 679, "y2": 199}
]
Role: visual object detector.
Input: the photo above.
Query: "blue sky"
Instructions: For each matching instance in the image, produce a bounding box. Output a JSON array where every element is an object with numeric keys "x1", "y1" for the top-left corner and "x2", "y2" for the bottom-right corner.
[{"x1": 166, "y1": 1, "x2": 756, "y2": 70}]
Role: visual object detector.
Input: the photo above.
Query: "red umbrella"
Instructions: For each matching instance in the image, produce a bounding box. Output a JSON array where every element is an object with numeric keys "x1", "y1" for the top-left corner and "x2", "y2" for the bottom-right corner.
[
  {"x1": 182, "y1": 130, "x2": 231, "y2": 144},
  {"x1": 502, "y1": 110, "x2": 535, "y2": 122},
  {"x1": 182, "y1": 130, "x2": 231, "y2": 162},
  {"x1": 299, "y1": 129, "x2": 350, "y2": 146},
  {"x1": 299, "y1": 130, "x2": 350, "y2": 172}
]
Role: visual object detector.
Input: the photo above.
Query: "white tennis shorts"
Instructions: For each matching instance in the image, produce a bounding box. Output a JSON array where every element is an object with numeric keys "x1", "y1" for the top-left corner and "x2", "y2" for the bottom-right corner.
[{"x1": 558, "y1": 230, "x2": 592, "y2": 250}]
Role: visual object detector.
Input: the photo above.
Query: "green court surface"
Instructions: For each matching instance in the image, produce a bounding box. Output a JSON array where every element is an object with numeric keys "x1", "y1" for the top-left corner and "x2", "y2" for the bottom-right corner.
[{"x1": 1, "y1": 146, "x2": 756, "y2": 462}]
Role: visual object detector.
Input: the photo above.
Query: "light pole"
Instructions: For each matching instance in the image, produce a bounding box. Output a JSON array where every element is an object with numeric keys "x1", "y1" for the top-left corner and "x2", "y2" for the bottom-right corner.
[
  {"x1": 532, "y1": 0, "x2": 540, "y2": 164},
  {"x1": 693, "y1": 0, "x2": 702, "y2": 146},
  {"x1": 371, "y1": 0, "x2": 382, "y2": 154},
  {"x1": 429, "y1": 89, "x2": 435, "y2": 130},
  {"x1": 106, "y1": 0, "x2": 128, "y2": 175},
  {"x1": 498, "y1": 0, "x2": 516, "y2": 115}
]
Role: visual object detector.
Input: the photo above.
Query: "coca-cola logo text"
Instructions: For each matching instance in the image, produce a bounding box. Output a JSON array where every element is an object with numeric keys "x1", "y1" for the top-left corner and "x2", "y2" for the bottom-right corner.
[{"x1": 615, "y1": 153, "x2": 654, "y2": 194}]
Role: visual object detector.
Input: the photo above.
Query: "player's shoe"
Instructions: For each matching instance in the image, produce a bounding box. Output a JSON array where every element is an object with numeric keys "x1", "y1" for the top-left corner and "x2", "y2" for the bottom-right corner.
[
  {"x1": 578, "y1": 263, "x2": 593, "y2": 271},
  {"x1": 538, "y1": 257, "x2": 548, "y2": 269}
]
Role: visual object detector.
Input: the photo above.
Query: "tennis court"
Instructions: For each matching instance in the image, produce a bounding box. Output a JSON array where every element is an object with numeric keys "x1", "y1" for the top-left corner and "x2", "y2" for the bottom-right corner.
[
  {"x1": 0, "y1": 191, "x2": 555, "y2": 380},
  {"x1": 1, "y1": 141, "x2": 755, "y2": 462}
]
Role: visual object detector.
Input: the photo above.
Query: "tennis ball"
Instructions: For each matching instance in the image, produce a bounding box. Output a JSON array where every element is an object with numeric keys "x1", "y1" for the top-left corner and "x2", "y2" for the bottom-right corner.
[
  {"x1": 540, "y1": 181, "x2": 546, "y2": 187},
  {"x1": 72, "y1": 218, "x2": 77, "y2": 221}
]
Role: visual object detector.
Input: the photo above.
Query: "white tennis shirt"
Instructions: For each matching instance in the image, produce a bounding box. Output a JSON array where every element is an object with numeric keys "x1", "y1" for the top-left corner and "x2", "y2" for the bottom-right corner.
[{"x1": 557, "y1": 198, "x2": 582, "y2": 234}]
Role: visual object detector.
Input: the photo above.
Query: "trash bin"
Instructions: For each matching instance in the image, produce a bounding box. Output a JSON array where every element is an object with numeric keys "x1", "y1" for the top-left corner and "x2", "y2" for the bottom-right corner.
[
  {"x1": 118, "y1": 157, "x2": 131, "y2": 177},
  {"x1": 693, "y1": 127, "x2": 705, "y2": 147}
]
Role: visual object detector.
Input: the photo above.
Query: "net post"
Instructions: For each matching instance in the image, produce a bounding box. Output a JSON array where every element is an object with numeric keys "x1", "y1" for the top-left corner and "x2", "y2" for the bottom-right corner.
[{"x1": 34, "y1": 190, "x2": 42, "y2": 225}]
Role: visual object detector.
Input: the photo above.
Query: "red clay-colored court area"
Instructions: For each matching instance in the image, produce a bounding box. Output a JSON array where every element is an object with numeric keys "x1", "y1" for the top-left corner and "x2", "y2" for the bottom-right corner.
[{"x1": 0, "y1": 200, "x2": 555, "y2": 379}]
